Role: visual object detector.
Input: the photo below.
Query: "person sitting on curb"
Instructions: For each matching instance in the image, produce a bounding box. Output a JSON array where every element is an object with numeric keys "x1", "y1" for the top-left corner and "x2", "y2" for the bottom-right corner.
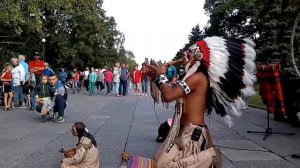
[
  {"x1": 61, "y1": 122, "x2": 100, "y2": 168},
  {"x1": 36, "y1": 74, "x2": 67, "y2": 123},
  {"x1": 35, "y1": 75, "x2": 55, "y2": 122}
]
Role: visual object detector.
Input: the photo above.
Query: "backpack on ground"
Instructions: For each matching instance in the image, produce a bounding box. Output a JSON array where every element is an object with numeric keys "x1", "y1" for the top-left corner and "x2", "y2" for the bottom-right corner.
[{"x1": 156, "y1": 118, "x2": 173, "y2": 143}]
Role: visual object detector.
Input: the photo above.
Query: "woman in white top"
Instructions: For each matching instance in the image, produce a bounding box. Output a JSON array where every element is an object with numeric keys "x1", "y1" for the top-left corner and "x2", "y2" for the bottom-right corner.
[{"x1": 113, "y1": 63, "x2": 121, "y2": 96}]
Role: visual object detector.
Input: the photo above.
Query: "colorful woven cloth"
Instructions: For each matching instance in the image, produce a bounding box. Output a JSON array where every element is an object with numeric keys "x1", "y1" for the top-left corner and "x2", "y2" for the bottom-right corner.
[
  {"x1": 256, "y1": 64, "x2": 285, "y2": 113},
  {"x1": 128, "y1": 155, "x2": 156, "y2": 168}
]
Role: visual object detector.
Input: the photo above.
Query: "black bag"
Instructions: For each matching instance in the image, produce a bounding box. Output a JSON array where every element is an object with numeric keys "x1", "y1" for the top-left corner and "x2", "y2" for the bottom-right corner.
[
  {"x1": 64, "y1": 86, "x2": 68, "y2": 101},
  {"x1": 156, "y1": 119, "x2": 172, "y2": 143}
]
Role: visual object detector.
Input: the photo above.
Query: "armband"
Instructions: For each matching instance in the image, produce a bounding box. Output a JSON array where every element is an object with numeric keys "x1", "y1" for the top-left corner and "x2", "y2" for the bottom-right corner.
[
  {"x1": 178, "y1": 81, "x2": 191, "y2": 95},
  {"x1": 153, "y1": 74, "x2": 168, "y2": 89}
]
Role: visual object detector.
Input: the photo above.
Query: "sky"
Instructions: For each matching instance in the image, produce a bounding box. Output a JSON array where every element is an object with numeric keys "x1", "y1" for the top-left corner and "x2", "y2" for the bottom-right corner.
[{"x1": 102, "y1": 0, "x2": 209, "y2": 65}]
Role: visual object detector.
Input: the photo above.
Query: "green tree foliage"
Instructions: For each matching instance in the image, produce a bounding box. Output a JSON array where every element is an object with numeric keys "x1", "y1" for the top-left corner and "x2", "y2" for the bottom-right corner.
[
  {"x1": 173, "y1": 24, "x2": 206, "y2": 61},
  {"x1": 171, "y1": 0, "x2": 300, "y2": 80},
  {"x1": 185, "y1": 24, "x2": 205, "y2": 48},
  {"x1": 203, "y1": 0, "x2": 300, "y2": 78},
  {"x1": 0, "y1": 0, "x2": 136, "y2": 69},
  {"x1": 204, "y1": 0, "x2": 263, "y2": 38}
]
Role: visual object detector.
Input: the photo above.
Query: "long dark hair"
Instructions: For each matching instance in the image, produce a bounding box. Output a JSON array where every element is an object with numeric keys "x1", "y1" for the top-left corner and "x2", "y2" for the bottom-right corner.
[{"x1": 73, "y1": 122, "x2": 97, "y2": 147}]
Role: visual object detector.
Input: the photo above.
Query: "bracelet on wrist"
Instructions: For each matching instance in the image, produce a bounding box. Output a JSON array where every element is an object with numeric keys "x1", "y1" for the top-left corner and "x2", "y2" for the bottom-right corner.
[{"x1": 154, "y1": 74, "x2": 168, "y2": 89}]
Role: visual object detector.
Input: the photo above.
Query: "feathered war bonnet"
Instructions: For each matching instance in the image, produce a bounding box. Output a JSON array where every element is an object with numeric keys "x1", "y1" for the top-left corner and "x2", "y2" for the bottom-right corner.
[{"x1": 185, "y1": 36, "x2": 257, "y2": 127}]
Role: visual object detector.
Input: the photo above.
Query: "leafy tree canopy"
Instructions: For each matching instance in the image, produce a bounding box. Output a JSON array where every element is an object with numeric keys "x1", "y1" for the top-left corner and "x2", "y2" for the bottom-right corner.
[
  {"x1": 173, "y1": 0, "x2": 300, "y2": 79},
  {"x1": 0, "y1": 0, "x2": 136, "y2": 70}
]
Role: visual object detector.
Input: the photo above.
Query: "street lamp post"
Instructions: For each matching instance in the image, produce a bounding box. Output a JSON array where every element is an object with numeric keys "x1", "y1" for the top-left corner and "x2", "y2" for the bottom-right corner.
[{"x1": 41, "y1": 38, "x2": 46, "y2": 61}]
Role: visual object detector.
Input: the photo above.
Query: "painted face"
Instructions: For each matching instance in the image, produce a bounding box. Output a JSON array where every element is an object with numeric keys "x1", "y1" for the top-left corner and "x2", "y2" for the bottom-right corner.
[{"x1": 41, "y1": 76, "x2": 48, "y2": 84}]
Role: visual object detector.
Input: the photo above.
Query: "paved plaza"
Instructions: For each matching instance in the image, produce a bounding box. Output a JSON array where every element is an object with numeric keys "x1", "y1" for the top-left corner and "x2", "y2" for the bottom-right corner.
[{"x1": 0, "y1": 91, "x2": 299, "y2": 168}]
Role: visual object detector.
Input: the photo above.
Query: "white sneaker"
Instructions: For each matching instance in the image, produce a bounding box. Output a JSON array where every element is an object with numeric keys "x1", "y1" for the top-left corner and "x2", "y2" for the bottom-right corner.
[{"x1": 141, "y1": 93, "x2": 144, "y2": 96}]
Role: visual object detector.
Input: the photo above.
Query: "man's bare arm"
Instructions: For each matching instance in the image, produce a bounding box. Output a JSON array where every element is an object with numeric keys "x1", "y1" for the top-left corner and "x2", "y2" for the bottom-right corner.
[{"x1": 159, "y1": 72, "x2": 204, "y2": 102}]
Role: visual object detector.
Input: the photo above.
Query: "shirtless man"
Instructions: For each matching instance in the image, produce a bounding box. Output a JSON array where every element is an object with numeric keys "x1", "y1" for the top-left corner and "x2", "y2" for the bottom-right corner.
[
  {"x1": 155, "y1": 58, "x2": 208, "y2": 126},
  {"x1": 148, "y1": 37, "x2": 256, "y2": 168},
  {"x1": 148, "y1": 50, "x2": 220, "y2": 168}
]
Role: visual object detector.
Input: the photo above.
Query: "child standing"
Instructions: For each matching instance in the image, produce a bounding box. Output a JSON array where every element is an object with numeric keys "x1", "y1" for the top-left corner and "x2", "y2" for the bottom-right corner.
[
  {"x1": 1, "y1": 64, "x2": 13, "y2": 110},
  {"x1": 35, "y1": 75, "x2": 55, "y2": 122}
]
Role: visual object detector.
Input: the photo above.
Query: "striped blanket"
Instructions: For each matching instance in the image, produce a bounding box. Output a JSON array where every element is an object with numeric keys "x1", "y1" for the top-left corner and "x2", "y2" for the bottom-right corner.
[{"x1": 128, "y1": 155, "x2": 156, "y2": 168}]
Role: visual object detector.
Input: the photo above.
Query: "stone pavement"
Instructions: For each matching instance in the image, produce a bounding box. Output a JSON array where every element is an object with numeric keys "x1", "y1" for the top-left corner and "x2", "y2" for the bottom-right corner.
[{"x1": 0, "y1": 90, "x2": 299, "y2": 168}]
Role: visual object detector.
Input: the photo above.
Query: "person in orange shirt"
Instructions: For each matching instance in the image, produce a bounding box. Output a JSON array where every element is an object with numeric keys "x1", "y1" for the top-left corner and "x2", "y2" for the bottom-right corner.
[
  {"x1": 1, "y1": 64, "x2": 13, "y2": 110},
  {"x1": 28, "y1": 52, "x2": 45, "y2": 86}
]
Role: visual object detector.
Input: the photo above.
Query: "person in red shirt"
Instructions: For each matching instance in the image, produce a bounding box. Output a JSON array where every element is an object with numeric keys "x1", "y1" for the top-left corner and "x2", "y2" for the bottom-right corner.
[
  {"x1": 28, "y1": 52, "x2": 45, "y2": 86},
  {"x1": 72, "y1": 68, "x2": 80, "y2": 94},
  {"x1": 130, "y1": 65, "x2": 142, "y2": 95},
  {"x1": 1, "y1": 64, "x2": 13, "y2": 110},
  {"x1": 104, "y1": 68, "x2": 113, "y2": 94}
]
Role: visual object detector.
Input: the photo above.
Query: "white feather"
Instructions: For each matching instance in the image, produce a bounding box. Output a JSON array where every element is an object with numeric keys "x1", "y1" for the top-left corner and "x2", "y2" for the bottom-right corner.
[
  {"x1": 204, "y1": 37, "x2": 229, "y2": 94},
  {"x1": 243, "y1": 38, "x2": 256, "y2": 47},
  {"x1": 223, "y1": 115, "x2": 233, "y2": 128},
  {"x1": 243, "y1": 71, "x2": 255, "y2": 86},
  {"x1": 230, "y1": 104, "x2": 242, "y2": 117},
  {"x1": 233, "y1": 99, "x2": 242, "y2": 110},
  {"x1": 244, "y1": 58, "x2": 256, "y2": 72},
  {"x1": 244, "y1": 44, "x2": 256, "y2": 61},
  {"x1": 241, "y1": 87, "x2": 256, "y2": 97},
  {"x1": 183, "y1": 61, "x2": 200, "y2": 81},
  {"x1": 237, "y1": 96, "x2": 246, "y2": 109}
]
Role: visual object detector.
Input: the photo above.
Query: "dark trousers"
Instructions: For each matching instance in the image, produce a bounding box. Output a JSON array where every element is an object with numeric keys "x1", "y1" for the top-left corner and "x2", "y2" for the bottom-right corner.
[
  {"x1": 106, "y1": 82, "x2": 112, "y2": 94},
  {"x1": 96, "y1": 81, "x2": 105, "y2": 90},
  {"x1": 30, "y1": 88, "x2": 35, "y2": 109},
  {"x1": 96, "y1": 81, "x2": 100, "y2": 90},
  {"x1": 54, "y1": 94, "x2": 66, "y2": 117},
  {"x1": 35, "y1": 75, "x2": 41, "y2": 86},
  {"x1": 84, "y1": 80, "x2": 89, "y2": 91},
  {"x1": 119, "y1": 79, "x2": 128, "y2": 96}
]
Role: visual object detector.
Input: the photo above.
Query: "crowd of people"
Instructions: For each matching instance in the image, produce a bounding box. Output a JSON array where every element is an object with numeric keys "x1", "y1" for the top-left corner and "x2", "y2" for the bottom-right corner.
[
  {"x1": 71, "y1": 62, "x2": 152, "y2": 97},
  {"x1": 0, "y1": 53, "x2": 166, "y2": 124},
  {"x1": 1, "y1": 53, "x2": 67, "y2": 122}
]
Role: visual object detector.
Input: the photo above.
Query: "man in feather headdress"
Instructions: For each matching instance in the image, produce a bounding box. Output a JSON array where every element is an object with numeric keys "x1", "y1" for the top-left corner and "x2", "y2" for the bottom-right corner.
[{"x1": 127, "y1": 37, "x2": 256, "y2": 168}]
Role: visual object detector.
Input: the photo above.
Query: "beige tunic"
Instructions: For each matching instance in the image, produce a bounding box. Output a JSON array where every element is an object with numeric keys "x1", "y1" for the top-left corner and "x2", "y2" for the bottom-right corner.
[{"x1": 61, "y1": 137, "x2": 100, "y2": 168}]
